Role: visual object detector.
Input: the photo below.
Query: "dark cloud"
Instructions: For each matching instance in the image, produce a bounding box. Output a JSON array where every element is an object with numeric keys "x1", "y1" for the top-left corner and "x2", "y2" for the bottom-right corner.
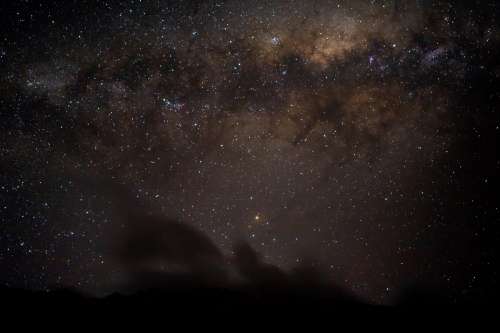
[{"x1": 113, "y1": 214, "x2": 228, "y2": 291}]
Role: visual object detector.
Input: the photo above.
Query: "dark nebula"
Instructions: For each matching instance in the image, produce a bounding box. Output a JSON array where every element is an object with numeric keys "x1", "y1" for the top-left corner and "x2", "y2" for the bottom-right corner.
[{"x1": 0, "y1": 0, "x2": 499, "y2": 305}]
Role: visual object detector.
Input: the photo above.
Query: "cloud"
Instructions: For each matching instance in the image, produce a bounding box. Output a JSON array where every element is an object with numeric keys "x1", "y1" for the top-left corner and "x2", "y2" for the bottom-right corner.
[
  {"x1": 114, "y1": 213, "x2": 228, "y2": 291},
  {"x1": 91, "y1": 182, "x2": 359, "y2": 304}
]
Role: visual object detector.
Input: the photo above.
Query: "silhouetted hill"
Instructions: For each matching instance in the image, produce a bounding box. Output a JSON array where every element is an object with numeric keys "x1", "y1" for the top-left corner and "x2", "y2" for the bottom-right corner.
[{"x1": 2, "y1": 285, "x2": 499, "y2": 331}]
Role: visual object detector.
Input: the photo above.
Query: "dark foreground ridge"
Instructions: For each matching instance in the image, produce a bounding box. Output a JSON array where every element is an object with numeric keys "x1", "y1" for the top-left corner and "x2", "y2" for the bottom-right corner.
[
  {"x1": 1, "y1": 283, "x2": 496, "y2": 313},
  {"x1": 2, "y1": 285, "x2": 499, "y2": 329}
]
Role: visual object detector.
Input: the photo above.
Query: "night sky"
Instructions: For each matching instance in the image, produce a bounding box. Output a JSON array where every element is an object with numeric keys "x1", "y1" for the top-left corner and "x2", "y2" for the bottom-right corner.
[{"x1": 1, "y1": 0, "x2": 499, "y2": 305}]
